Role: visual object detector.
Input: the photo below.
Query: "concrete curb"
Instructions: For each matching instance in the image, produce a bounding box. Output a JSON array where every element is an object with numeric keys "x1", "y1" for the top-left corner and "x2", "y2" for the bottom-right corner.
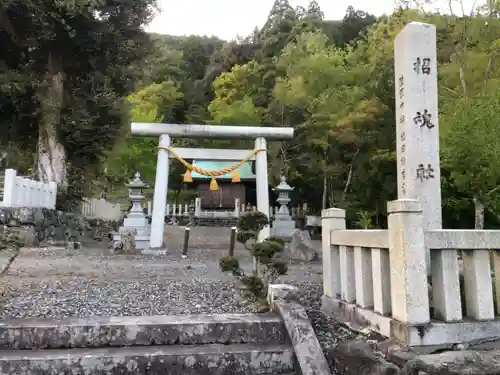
[
  {"x1": 268, "y1": 284, "x2": 332, "y2": 375},
  {"x1": 267, "y1": 284, "x2": 406, "y2": 375}
]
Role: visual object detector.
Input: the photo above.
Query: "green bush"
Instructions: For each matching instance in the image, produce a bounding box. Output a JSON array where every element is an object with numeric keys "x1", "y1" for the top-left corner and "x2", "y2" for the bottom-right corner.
[
  {"x1": 218, "y1": 211, "x2": 289, "y2": 311},
  {"x1": 267, "y1": 236, "x2": 286, "y2": 246},
  {"x1": 219, "y1": 256, "x2": 240, "y2": 273}
]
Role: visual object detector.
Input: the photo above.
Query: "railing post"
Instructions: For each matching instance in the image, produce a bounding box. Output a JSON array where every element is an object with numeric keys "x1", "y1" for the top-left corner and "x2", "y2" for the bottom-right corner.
[
  {"x1": 16, "y1": 176, "x2": 24, "y2": 207},
  {"x1": 27, "y1": 179, "x2": 33, "y2": 207},
  {"x1": 321, "y1": 207, "x2": 346, "y2": 299},
  {"x1": 33, "y1": 180, "x2": 41, "y2": 207},
  {"x1": 3, "y1": 169, "x2": 17, "y2": 207},
  {"x1": 234, "y1": 198, "x2": 240, "y2": 218},
  {"x1": 387, "y1": 199, "x2": 430, "y2": 324},
  {"x1": 49, "y1": 182, "x2": 55, "y2": 209},
  {"x1": 42, "y1": 182, "x2": 47, "y2": 207},
  {"x1": 21, "y1": 178, "x2": 29, "y2": 207},
  {"x1": 463, "y1": 248, "x2": 494, "y2": 320},
  {"x1": 195, "y1": 198, "x2": 201, "y2": 217},
  {"x1": 229, "y1": 226, "x2": 237, "y2": 257}
]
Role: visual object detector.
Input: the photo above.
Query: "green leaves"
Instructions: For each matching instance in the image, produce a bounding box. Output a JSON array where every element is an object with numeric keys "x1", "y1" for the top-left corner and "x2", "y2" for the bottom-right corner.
[
  {"x1": 101, "y1": 78, "x2": 185, "y2": 185},
  {"x1": 219, "y1": 256, "x2": 240, "y2": 274},
  {"x1": 442, "y1": 93, "x2": 500, "y2": 211},
  {"x1": 223, "y1": 210, "x2": 288, "y2": 308},
  {"x1": 95, "y1": 1, "x2": 500, "y2": 230},
  {"x1": 0, "y1": 0, "x2": 157, "y2": 201}
]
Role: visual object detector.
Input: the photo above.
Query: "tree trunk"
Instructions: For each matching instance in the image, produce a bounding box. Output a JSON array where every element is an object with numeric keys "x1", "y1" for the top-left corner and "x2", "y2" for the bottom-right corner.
[
  {"x1": 342, "y1": 148, "x2": 360, "y2": 202},
  {"x1": 473, "y1": 196, "x2": 485, "y2": 230},
  {"x1": 37, "y1": 53, "x2": 66, "y2": 184},
  {"x1": 321, "y1": 172, "x2": 327, "y2": 210}
]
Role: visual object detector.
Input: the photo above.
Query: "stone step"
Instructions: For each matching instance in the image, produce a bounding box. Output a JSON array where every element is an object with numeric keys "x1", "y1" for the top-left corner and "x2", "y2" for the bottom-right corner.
[
  {"x1": 0, "y1": 313, "x2": 287, "y2": 350},
  {"x1": 0, "y1": 343, "x2": 295, "y2": 375}
]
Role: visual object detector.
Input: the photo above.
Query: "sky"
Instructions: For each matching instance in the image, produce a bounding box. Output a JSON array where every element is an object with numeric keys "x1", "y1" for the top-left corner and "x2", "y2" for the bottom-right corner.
[{"x1": 146, "y1": 0, "x2": 481, "y2": 40}]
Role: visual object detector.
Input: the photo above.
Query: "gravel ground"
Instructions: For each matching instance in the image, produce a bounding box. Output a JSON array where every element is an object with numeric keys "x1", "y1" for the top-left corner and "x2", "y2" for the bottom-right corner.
[
  {"x1": 0, "y1": 243, "x2": 325, "y2": 319},
  {"x1": 0, "y1": 227, "x2": 356, "y2": 374}
]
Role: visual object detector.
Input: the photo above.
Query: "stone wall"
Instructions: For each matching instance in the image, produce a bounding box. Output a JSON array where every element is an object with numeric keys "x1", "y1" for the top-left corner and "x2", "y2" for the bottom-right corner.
[{"x1": 0, "y1": 207, "x2": 119, "y2": 247}]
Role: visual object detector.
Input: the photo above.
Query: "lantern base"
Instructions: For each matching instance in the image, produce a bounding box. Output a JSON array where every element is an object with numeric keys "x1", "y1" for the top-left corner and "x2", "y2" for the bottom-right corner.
[
  {"x1": 272, "y1": 220, "x2": 296, "y2": 238},
  {"x1": 133, "y1": 235, "x2": 152, "y2": 249},
  {"x1": 141, "y1": 248, "x2": 167, "y2": 255},
  {"x1": 122, "y1": 216, "x2": 149, "y2": 231},
  {"x1": 116, "y1": 213, "x2": 151, "y2": 251}
]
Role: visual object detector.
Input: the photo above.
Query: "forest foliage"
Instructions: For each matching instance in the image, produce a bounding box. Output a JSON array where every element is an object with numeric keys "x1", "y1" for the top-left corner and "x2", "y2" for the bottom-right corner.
[{"x1": 1, "y1": 0, "x2": 500, "y2": 229}]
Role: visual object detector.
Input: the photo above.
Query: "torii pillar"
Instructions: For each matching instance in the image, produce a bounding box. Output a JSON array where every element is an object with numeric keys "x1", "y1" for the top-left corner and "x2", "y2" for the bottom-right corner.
[{"x1": 131, "y1": 123, "x2": 294, "y2": 251}]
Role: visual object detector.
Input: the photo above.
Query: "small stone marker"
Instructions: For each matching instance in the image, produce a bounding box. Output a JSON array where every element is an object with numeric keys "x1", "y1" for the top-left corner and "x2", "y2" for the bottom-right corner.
[
  {"x1": 394, "y1": 21, "x2": 442, "y2": 230},
  {"x1": 229, "y1": 227, "x2": 237, "y2": 257},
  {"x1": 181, "y1": 227, "x2": 190, "y2": 258}
]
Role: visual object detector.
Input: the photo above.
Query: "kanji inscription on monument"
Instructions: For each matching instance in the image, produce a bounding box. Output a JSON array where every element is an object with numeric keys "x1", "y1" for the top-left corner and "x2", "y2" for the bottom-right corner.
[
  {"x1": 395, "y1": 22, "x2": 461, "y2": 322},
  {"x1": 413, "y1": 110, "x2": 434, "y2": 129},
  {"x1": 413, "y1": 57, "x2": 432, "y2": 75},
  {"x1": 416, "y1": 164, "x2": 435, "y2": 181},
  {"x1": 394, "y1": 22, "x2": 442, "y2": 231},
  {"x1": 397, "y1": 75, "x2": 407, "y2": 195}
]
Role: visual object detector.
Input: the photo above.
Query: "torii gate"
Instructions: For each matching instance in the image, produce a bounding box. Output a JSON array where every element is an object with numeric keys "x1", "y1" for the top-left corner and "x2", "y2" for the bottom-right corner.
[{"x1": 131, "y1": 122, "x2": 294, "y2": 250}]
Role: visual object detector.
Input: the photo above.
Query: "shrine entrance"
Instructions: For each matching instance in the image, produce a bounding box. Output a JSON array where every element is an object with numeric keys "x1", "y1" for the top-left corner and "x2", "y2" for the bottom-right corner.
[{"x1": 130, "y1": 123, "x2": 294, "y2": 250}]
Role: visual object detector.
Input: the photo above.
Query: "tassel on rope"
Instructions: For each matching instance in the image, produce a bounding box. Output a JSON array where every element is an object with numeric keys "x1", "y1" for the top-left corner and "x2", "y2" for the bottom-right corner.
[
  {"x1": 157, "y1": 146, "x2": 265, "y2": 183},
  {"x1": 232, "y1": 170, "x2": 240, "y2": 183},
  {"x1": 210, "y1": 177, "x2": 219, "y2": 191},
  {"x1": 183, "y1": 169, "x2": 192, "y2": 183}
]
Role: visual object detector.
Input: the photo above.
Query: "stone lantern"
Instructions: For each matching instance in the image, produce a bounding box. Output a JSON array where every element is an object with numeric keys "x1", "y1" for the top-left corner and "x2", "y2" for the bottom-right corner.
[
  {"x1": 276, "y1": 176, "x2": 294, "y2": 214},
  {"x1": 272, "y1": 176, "x2": 296, "y2": 238},
  {"x1": 126, "y1": 172, "x2": 148, "y2": 218},
  {"x1": 117, "y1": 172, "x2": 150, "y2": 249}
]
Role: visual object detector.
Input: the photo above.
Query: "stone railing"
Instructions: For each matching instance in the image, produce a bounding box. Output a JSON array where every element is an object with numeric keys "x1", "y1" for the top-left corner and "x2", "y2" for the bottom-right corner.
[
  {"x1": 1, "y1": 169, "x2": 57, "y2": 209},
  {"x1": 166, "y1": 203, "x2": 190, "y2": 217},
  {"x1": 81, "y1": 198, "x2": 122, "y2": 221},
  {"x1": 322, "y1": 199, "x2": 500, "y2": 347},
  {"x1": 158, "y1": 200, "x2": 315, "y2": 221}
]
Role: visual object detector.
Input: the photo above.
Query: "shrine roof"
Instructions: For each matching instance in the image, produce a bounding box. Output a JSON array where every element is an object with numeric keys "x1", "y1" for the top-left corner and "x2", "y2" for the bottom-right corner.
[{"x1": 191, "y1": 160, "x2": 255, "y2": 180}]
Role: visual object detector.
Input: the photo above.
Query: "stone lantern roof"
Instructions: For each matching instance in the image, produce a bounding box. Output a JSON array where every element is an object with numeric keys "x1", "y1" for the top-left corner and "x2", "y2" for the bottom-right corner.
[
  {"x1": 126, "y1": 172, "x2": 149, "y2": 189},
  {"x1": 275, "y1": 175, "x2": 294, "y2": 192}
]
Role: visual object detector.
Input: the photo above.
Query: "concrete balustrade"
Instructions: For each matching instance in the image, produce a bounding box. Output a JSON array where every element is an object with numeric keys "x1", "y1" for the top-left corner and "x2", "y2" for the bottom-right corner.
[
  {"x1": 321, "y1": 198, "x2": 500, "y2": 347},
  {"x1": 154, "y1": 198, "x2": 319, "y2": 222},
  {"x1": 320, "y1": 22, "x2": 500, "y2": 348},
  {"x1": 1, "y1": 169, "x2": 57, "y2": 209}
]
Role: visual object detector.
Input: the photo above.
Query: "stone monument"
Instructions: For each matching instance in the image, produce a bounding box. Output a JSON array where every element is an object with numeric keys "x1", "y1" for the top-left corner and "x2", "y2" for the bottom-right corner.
[
  {"x1": 395, "y1": 21, "x2": 442, "y2": 240},
  {"x1": 271, "y1": 176, "x2": 296, "y2": 238},
  {"x1": 116, "y1": 172, "x2": 150, "y2": 249},
  {"x1": 395, "y1": 22, "x2": 460, "y2": 321}
]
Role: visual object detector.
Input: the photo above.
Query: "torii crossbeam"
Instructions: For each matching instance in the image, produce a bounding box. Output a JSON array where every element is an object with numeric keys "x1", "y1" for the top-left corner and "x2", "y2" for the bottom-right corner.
[{"x1": 131, "y1": 122, "x2": 294, "y2": 251}]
